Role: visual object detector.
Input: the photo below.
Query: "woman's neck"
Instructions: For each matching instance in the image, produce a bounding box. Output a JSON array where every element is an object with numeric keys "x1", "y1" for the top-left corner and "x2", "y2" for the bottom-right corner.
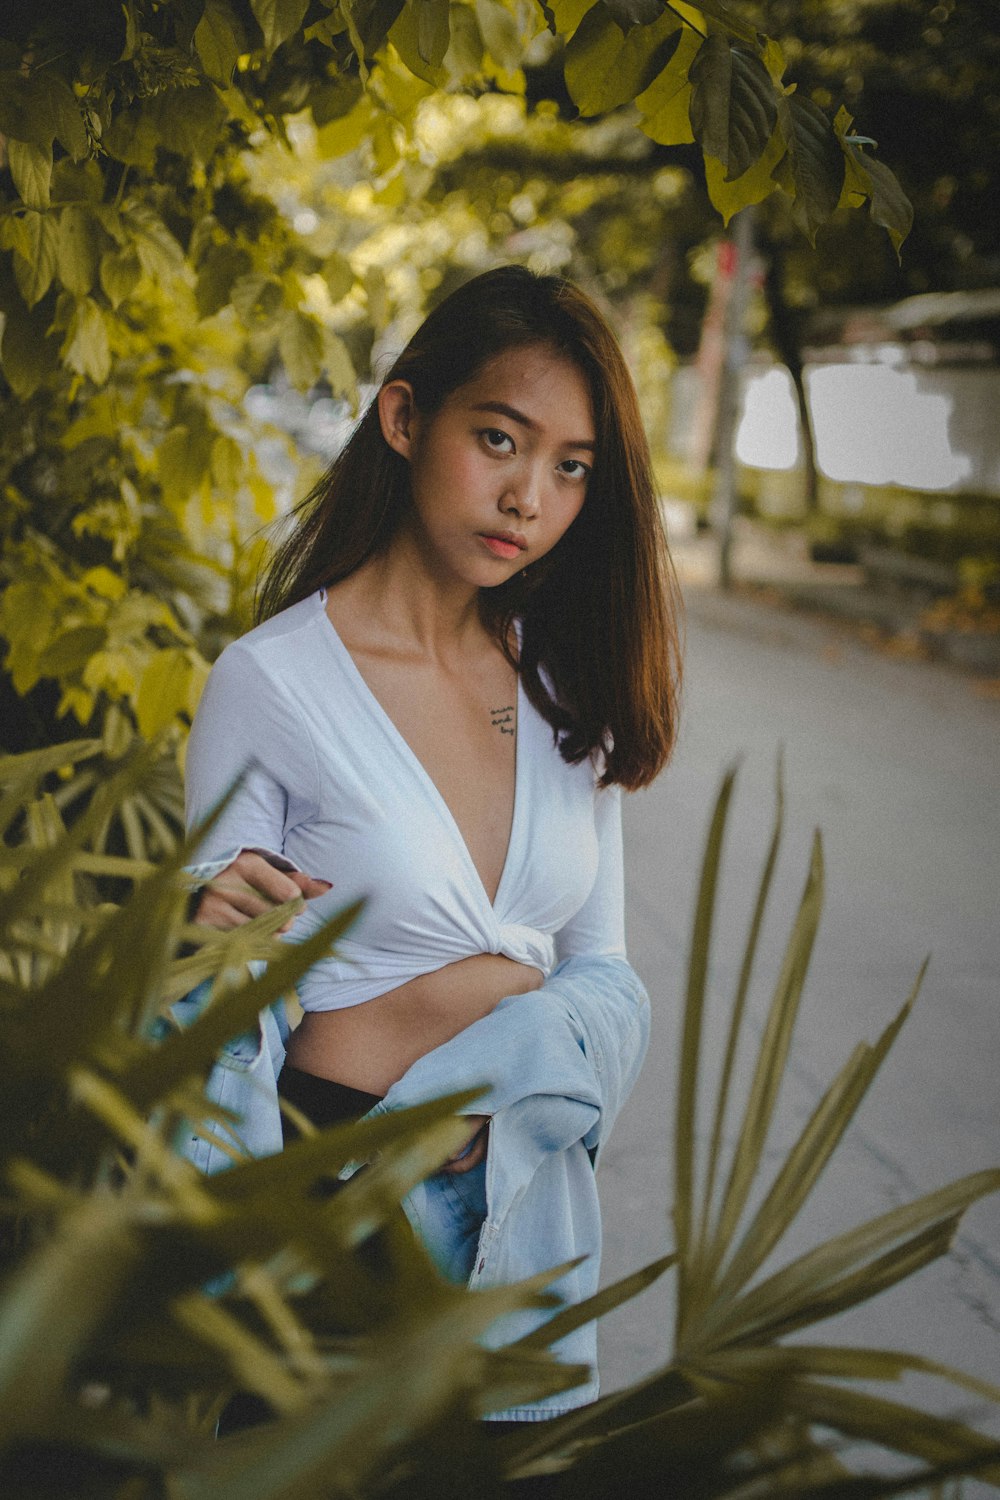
[{"x1": 328, "y1": 537, "x2": 485, "y2": 664}]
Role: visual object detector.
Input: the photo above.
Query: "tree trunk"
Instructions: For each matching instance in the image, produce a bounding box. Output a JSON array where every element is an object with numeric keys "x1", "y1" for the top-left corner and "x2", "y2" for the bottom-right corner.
[
  {"x1": 763, "y1": 238, "x2": 820, "y2": 516},
  {"x1": 709, "y1": 208, "x2": 755, "y2": 589}
]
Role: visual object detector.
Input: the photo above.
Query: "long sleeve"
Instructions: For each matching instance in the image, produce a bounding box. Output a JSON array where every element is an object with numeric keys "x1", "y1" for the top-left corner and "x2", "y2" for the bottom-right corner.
[
  {"x1": 184, "y1": 639, "x2": 321, "y2": 878},
  {"x1": 554, "y1": 783, "x2": 626, "y2": 962},
  {"x1": 175, "y1": 639, "x2": 316, "y2": 1172}
]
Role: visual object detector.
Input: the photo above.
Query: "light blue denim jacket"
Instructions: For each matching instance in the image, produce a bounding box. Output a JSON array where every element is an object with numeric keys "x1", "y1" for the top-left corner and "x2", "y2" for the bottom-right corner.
[
  {"x1": 175, "y1": 950, "x2": 650, "y2": 1420},
  {"x1": 374, "y1": 953, "x2": 650, "y2": 1418}
]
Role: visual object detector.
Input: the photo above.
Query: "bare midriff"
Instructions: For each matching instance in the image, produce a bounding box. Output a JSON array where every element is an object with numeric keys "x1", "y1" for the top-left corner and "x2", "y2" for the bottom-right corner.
[{"x1": 284, "y1": 951, "x2": 544, "y2": 1097}]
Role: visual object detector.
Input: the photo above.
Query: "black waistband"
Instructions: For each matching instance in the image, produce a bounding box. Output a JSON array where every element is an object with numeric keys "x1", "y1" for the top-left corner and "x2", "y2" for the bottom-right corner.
[{"x1": 277, "y1": 1063, "x2": 382, "y2": 1144}]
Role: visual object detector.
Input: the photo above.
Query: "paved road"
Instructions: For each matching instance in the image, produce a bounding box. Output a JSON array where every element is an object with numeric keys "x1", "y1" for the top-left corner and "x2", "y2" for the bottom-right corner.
[{"x1": 597, "y1": 585, "x2": 1000, "y2": 1443}]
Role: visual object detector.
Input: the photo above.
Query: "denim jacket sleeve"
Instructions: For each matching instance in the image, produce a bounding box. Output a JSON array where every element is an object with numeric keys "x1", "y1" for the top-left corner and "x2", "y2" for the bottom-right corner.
[
  {"x1": 377, "y1": 953, "x2": 650, "y2": 1162},
  {"x1": 176, "y1": 845, "x2": 301, "y2": 1172},
  {"x1": 170, "y1": 965, "x2": 287, "y2": 1174}
]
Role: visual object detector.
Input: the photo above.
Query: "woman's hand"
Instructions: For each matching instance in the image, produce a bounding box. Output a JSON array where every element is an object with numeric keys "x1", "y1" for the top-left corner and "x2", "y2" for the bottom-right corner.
[
  {"x1": 441, "y1": 1113, "x2": 490, "y2": 1175},
  {"x1": 193, "y1": 851, "x2": 332, "y2": 932}
]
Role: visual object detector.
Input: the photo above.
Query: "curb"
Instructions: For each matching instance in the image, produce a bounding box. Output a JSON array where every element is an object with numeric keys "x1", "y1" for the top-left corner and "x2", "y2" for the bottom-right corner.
[{"x1": 757, "y1": 579, "x2": 1000, "y2": 677}]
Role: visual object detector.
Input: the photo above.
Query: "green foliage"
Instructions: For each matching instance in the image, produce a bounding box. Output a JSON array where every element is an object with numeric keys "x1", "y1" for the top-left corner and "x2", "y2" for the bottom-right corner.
[
  {"x1": 559, "y1": 3, "x2": 909, "y2": 245},
  {"x1": 0, "y1": 0, "x2": 910, "y2": 817},
  {"x1": 1, "y1": 748, "x2": 998, "y2": 1497},
  {"x1": 0, "y1": 741, "x2": 594, "y2": 1494}
]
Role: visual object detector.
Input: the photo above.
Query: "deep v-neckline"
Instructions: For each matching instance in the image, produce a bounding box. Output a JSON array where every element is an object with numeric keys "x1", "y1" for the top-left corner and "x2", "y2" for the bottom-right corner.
[{"x1": 318, "y1": 595, "x2": 522, "y2": 912}]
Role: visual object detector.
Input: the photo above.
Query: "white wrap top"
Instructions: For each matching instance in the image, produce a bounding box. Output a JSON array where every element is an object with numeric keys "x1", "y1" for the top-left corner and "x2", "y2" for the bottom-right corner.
[{"x1": 184, "y1": 591, "x2": 626, "y2": 1010}]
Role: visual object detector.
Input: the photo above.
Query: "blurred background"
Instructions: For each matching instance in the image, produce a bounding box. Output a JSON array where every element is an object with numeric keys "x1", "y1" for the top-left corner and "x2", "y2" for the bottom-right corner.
[{"x1": 2, "y1": 0, "x2": 999, "y2": 1472}]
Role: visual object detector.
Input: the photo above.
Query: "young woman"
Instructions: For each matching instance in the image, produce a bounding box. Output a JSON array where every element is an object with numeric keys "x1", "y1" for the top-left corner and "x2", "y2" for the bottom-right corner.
[{"x1": 184, "y1": 265, "x2": 682, "y2": 1421}]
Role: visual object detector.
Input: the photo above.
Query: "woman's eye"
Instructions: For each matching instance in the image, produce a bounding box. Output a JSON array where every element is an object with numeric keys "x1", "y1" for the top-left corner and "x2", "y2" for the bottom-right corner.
[
  {"x1": 481, "y1": 428, "x2": 514, "y2": 454},
  {"x1": 559, "y1": 458, "x2": 592, "y2": 481}
]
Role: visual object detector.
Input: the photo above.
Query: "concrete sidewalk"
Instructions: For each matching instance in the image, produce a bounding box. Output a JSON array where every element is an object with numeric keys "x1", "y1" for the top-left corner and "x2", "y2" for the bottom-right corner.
[
  {"x1": 597, "y1": 566, "x2": 1000, "y2": 1489},
  {"x1": 667, "y1": 512, "x2": 1000, "y2": 679}
]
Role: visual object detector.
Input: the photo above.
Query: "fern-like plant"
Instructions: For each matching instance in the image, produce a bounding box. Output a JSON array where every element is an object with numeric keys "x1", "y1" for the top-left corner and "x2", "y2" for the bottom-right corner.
[{"x1": 0, "y1": 745, "x2": 997, "y2": 1499}]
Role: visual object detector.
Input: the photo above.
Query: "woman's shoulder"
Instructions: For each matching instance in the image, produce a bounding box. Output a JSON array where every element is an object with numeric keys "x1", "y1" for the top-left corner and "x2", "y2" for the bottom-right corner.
[{"x1": 213, "y1": 592, "x2": 329, "y2": 681}]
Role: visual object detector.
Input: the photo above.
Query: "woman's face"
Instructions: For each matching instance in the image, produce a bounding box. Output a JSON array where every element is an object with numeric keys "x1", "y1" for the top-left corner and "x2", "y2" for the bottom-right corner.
[{"x1": 379, "y1": 343, "x2": 596, "y2": 590}]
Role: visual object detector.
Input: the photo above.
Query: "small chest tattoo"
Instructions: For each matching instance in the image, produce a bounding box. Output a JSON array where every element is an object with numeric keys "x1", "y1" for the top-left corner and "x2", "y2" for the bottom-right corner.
[{"x1": 490, "y1": 704, "x2": 515, "y2": 737}]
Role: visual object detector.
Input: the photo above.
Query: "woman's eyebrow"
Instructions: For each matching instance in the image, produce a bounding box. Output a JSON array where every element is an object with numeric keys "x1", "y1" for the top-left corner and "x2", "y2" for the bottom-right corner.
[{"x1": 470, "y1": 401, "x2": 596, "y2": 452}]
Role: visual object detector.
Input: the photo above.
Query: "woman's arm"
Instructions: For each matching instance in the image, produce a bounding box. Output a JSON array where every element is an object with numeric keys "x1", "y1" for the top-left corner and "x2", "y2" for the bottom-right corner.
[
  {"x1": 185, "y1": 641, "x2": 331, "y2": 928},
  {"x1": 554, "y1": 782, "x2": 627, "y2": 962}
]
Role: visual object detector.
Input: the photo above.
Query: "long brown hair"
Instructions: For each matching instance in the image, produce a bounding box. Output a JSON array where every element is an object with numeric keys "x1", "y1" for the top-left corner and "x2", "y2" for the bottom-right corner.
[{"x1": 257, "y1": 266, "x2": 682, "y2": 789}]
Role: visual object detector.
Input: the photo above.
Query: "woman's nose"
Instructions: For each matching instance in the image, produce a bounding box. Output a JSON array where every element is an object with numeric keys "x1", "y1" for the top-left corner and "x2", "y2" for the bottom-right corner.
[{"x1": 500, "y1": 466, "x2": 542, "y2": 518}]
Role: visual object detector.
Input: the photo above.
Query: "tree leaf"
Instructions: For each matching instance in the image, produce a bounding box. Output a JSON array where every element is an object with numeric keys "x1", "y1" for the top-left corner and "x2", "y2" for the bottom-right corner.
[
  {"x1": 774, "y1": 94, "x2": 844, "y2": 244},
  {"x1": 704, "y1": 122, "x2": 784, "y2": 223},
  {"x1": 230, "y1": 272, "x2": 284, "y2": 326},
  {"x1": 604, "y1": 0, "x2": 662, "y2": 26},
  {"x1": 60, "y1": 297, "x2": 111, "y2": 386},
  {"x1": 689, "y1": 33, "x2": 778, "y2": 181},
  {"x1": 352, "y1": 0, "x2": 408, "y2": 61},
  {"x1": 475, "y1": 0, "x2": 524, "y2": 73},
  {"x1": 45, "y1": 627, "x2": 111, "y2": 680},
  {"x1": 338, "y1": 0, "x2": 371, "y2": 79},
  {"x1": 122, "y1": 204, "x2": 186, "y2": 282},
  {"x1": 0, "y1": 298, "x2": 61, "y2": 399},
  {"x1": 99, "y1": 245, "x2": 142, "y2": 308},
  {"x1": 833, "y1": 106, "x2": 913, "y2": 256},
  {"x1": 36, "y1": 72, "x2": 89, "y2": 161},
  {"x1": 861, "y1": 153, "x2": 914, "y2": 254},
  {"x1": 762, "y1": 35, "x2": 785, "y2": 86},
  {"x1": 136, "y1": 650, "x2": 195, "y2": 740},
  {"x1": 441, "y1": 4, "x2": 486, "y2": 81},
  {"x1": 52, "y1": 86, "x2": 89, "y2": 163},
  {"x1": 304, "y1": 13, "x2": 347, "y2": 46},
  {"x1": 309, "y1": 73, "x2": 364, "y2": 127},
  {"x1": 57, "y1": 204, "x2": 101, "y2": 298},
  {"x1": 12, "y1": 211, "x2": 59, "y2": 308},
  {"x1": 417, "y1": 0, "x2": 451, "y2": 66},
  {"x1": 149, "y1": 85, "x2": 228, "y2": 167},
  {"x1": 389, "y1": 1, "x2": 448, "y2": 86},
  {"x1": 635, "y1": 25, "x2": 703, "y2": 145},
  {"x1": 194, "y1": 0, "x2": 247, "y2": 85},
  {"x1": 668, "y1": 0, "x2": 761, "y2": 49},
  {"x1": 320, "y1": 249, "x2": 354, "y2": 302},
  {"x1": 693, "y1": 1343, "x2": 1000, "y2": 1408},
  {"x1": 543, "y1": 0, "x2": 593, "y2": 40},
  {"x1": 0, "y1": 70, "x2": 50, "y2": 148},
  {"x1": 565, "y1": 0, "x2": 683, "y2": 117},
  {"x1": 0, "y1": 69, "x2": 86, "y2": 163},
  {"x1": 158, "y1": 426, "x2": 209, "y2": 500},
  {"x1": 103, "y1": 106, "x2": 160, "y2": 171},
  {"x1": 9, "y1": 139, "x2": 52, "y2": 211},
  {"x1": 0, "y1": 212, "x2": 30, "y2": 258},
  {"x1": 210, "y1": 433, "x2": 243, "y2": 491},
  {"x1": 278, "y1": 309, "x2": 324, "y2": 390},
  {"x1": 315, "y1": 94, "x2": 376, "y2": 158},
  {"x1": 322, "y1": 328, "x2": 357, "y2": 400},
  {"x1": 194, "y1": 242, "x2": 253, "y2": 319},
  {"x1": 250, "y1": 0, "x2": 309, "y2": 52}
]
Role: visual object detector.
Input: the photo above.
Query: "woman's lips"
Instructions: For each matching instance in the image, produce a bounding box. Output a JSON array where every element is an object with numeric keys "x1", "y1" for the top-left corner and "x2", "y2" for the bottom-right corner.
[{"x1": 481, "y1": 535, "x2": 523, "y2": 560}]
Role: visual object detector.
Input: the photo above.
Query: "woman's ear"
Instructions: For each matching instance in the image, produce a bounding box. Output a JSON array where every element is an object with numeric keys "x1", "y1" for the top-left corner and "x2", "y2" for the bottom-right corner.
[{"x1": 377, "y1": 380, "x2": 418, "y2": 459}]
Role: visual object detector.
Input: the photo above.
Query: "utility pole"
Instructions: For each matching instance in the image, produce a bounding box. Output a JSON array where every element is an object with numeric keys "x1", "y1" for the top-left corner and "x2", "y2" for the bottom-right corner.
[{"x1": 708, "y1": 207, "x2": 755, "y2": 589}]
